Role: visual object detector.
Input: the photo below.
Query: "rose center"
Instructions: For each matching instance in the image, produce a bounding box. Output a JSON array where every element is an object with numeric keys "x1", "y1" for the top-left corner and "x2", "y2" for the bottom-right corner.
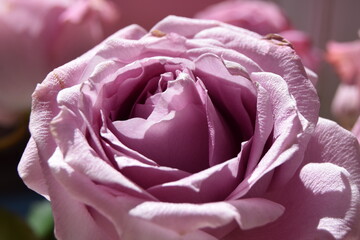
[{"x1": 112, "y1": 69, "x2": 210, "y2": 173}]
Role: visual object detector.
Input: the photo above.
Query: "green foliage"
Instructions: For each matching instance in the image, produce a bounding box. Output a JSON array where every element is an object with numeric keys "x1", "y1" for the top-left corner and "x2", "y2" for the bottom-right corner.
[{"x1": 27, "y1": 200, "x2": 55, "y2": 240}]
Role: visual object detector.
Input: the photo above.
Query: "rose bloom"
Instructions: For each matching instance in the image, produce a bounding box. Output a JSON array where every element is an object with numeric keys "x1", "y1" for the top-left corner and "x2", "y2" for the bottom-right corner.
[
  {"x1": 0, "y1": 0, "x2": 120, "y2": 126},
  {"x1": 327, "y1": 33, "x2": 360, "y2": 129},
  {"x1": 19, "y1": 16, "x2": 360, "y2": 240},
  {"x1": 195, "y1": 0, "x2": 321, "y2": 72}
]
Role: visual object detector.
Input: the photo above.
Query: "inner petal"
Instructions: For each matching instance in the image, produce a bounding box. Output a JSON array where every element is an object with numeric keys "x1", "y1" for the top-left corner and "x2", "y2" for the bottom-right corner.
[{"x1": 112, "y1": 71, "x2": 210, "y2": 173}]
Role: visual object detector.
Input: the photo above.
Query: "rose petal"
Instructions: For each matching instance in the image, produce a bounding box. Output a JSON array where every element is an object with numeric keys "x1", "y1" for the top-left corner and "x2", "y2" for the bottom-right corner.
[
  {"x1": 147, "y1": 157, "x2": 241, "y2": 203},
  {"x1": 48, "y1": 149, "x2": 115, "y2": 240},
  {"x1": 129, "y1": 198, "x2": 284, "y2": 234},
  {"x1": 228, "y1": 198, "x2": 285, "y2": 230},
  {"x1": 194, "y1": 53, "x2": 257, "y2": 141},
  {"x1": 194, "y1": 25, "x2": 319, "y2": 125},
  {"x1": 18, "y1": 137, "x2": 48, "y2": 197},
  {"x1": 100, "y1": 112, "x2": 159, "y2": 166},
  {"x1": 151, "y1": 15, "x2": 221, "y2": 38},
  {"x1": 225, "y1": 119, "x2": 360, "y2": 239},
  {"x1": 50, "y1": 107, "x2": 154, "y2": 200},
  {"x1": 195, "y1": 79, "x2": 239, "y2": 166},
  {"x1": 113, "y1": 71, "x2": 210, "y2": 173},
  {"x1": 187, "y1": 46, "x2": 264, "y2": 74},
  {"x1": 228, "y1": 72, "x2": 309, "y2": 199},
  {"x1": 114, "y1": 156, "x2": 191, "y2": 189},
  {"x1": 49, "y1": 149, "x2": 216, "y2": 240},
  {"x1": 244, "y1": 82, "x2": 274, "y2": 176},
  {"x1": 280, "y1": 30, "x2": 322, "y2": 72}
]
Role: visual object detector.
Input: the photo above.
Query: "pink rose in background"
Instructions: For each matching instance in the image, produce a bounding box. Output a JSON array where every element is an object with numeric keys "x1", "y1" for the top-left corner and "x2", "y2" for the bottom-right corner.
[
  {"x1": 352, "y1": 117, "x2": 360, "y2": 144},
  {"x1": 331, "y1": 84, "x2": 360, "y2": 129},
  {"x1": 0, "y1": 0, "x2": 120, "y2": 126},
  {"x1": 112, "y1": 0, "x2": 224, "y2": 30},
  {"x1": 327, "y1": 33, "x2": 360, "y2": 129},
  {"x1": 18, "y1": 16, "x2": 360, "y2": 240},
  {"x1": 195, "y1": 0, "x2": 291, "y2": 35},
  {"x1": 327, "y1": 36, "x2": 360, "y2": 85},
  {"x1": 195, "y1": 0, "x2": 322, "y2": 72}
]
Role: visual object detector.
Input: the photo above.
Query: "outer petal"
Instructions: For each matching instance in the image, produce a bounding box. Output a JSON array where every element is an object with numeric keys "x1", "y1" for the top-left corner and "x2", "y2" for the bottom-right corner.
[
  {"x1": 48, "y1": 148, "x2": 218, "y2": 240},
  {"x1": 50, "y1": 107, "x2": 154, "y2": 201},
  {"x1": 228, "y1": 72, "x2": 310, "y2": 199},
  {"x1": 193, "y1": 23, "x2": 319, "y2": 125},
  {"x1": 18, "y1": 23, "x2": 146, "y2": 194},
  {"x1": 151, "y1": 15, "x2": 223, "y2": 38},
  {"x1": 17, "y1": 27, "x2": 144, "y2": 239},
  {"x1": 48, "y1": 149, "x2": 116, "y2": 240},
  {"x1": 17, "y1": 137, "x2": 48, "y2": 197},
  {"x1": 280, "y1": 30, "x2": 322, "y2": 72},
  {"x1": 129, "y1": 198, "x2": 284, "y2": 235},
  {"x1": 224, "y1": 118, "x2": 360, "y2": 240}
]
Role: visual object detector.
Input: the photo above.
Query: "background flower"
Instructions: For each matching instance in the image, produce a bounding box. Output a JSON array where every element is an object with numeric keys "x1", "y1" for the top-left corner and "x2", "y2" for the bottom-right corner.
[
  {"x1": 18, "y1": 16, "x2": 360, "y2": 240},
  {"x1": 112, "y1": 0, "x2": 223, "y2": 30},
  {"x1": 0, "y1": 0, "x2": 120, "y2": 126},
  {"x1": 195, "y1": 0, "x2": 322, "y2": 72},
  {"x1": 327, "y1": 31, "x2": 360, "y2": 129}
]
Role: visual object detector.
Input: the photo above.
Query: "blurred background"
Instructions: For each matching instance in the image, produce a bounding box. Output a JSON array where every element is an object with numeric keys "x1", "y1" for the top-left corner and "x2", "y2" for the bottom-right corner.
[{"x1": 1, "y1": 0, "x2": 359, "y2": 239}]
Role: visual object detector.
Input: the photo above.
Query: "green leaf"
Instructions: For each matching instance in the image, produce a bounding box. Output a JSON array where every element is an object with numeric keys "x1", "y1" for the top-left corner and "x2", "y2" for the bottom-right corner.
[
  {"x1": 27, "y1": 200, "x2": 54, "y2": 240},
  {"x1": 0, "y1": 207, "x2": 39, "y2": 240}
]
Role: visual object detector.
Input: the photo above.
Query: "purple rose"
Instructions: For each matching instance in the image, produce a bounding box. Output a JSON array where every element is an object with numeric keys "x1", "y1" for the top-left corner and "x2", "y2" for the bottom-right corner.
[
  {"x1": 19, "y1": 16, "x2": 360, "y2": 240},
  {"x1": 0, "y1": 0, "x2": 120, "y2": 125}
]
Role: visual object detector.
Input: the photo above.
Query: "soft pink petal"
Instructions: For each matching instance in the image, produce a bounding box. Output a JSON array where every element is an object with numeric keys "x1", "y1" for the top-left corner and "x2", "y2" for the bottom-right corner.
[
  {"x1": 228, "y1": 198, "x2": 285, "y2": 230},
  {"x1": 113, "y1": 71, "x2": 209, "y2": 173},
  {"x1": 50, "y1": 107, "x2": 154, "y2": 200},
  {"x1": 49, "y1": 149, "x2": 216, "y2": 240},
  {"x1": 228, "y1": 72, "x2": 309, "y2": 199},
  {"x1": 147, "y1": 157, "x2": 241, "y2": 203},
  {"x1": 129, "y1": 198, "x2": 283, "y2": 234},
  {"x1": 196, "y1": 79, "x2": 239, "y2": 166},
  {"x1": 114, "y1": 156, "x2": 190, "y2": 189},
  {"x1": 151, "y1": 15, "x2": 221, "y2": 38},
  {"x1": 194, "y1": 53, "x2": 257, "y2": 141},
  {"x1": 99, "y1": 111, "x2": 192, "y2": 189},
  {"x1": 225, "y1": 118, "x2": 360, "y2": 239},
  {"x1": 194, "y1": 25, "x2": 319, "y2": 125},
  {"x1": 17, "y1": 137, "x2": 48, "y2": 197},
  {"x1": 243, "y1": 81, "x2": 273, "y2": 176},
  {"x1": 280, "y1": 30, "x2": 322, "y2": 72}
]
